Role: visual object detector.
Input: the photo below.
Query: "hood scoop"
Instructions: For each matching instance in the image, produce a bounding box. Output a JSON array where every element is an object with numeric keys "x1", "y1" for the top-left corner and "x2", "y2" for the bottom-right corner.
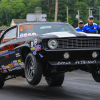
[{"x1": 43, "y1": 31, "x2": 87, "y2": 38}]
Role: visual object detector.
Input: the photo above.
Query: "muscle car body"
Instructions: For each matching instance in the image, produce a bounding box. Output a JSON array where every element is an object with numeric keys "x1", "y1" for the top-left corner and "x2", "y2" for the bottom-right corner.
[{"x1": 0, "y1": 22, "x2": 100, "y2": 88}]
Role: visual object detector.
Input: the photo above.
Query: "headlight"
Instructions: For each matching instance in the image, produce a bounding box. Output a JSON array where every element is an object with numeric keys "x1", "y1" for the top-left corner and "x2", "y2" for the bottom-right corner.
[{"x1": 48, "y1": 39, "x2": 58, "y2": 49}]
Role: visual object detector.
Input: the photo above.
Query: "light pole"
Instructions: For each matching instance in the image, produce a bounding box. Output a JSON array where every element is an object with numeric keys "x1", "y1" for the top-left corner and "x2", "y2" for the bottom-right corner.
[
  {"x1": 87, "y1": 7, "x2": 93, "y2": 16},
  {"x1": 67, "y1": 6, "x2": 68, "y2": 23},
  {"x1": 98, "y1": 6, "x2": 100, "y2": 26},
  {"x1": 78, "y1": 10, "x2": 80, "y2": 22},
  {"x1": 54, "y1": 0, "x2": 58, "y2": 22}
]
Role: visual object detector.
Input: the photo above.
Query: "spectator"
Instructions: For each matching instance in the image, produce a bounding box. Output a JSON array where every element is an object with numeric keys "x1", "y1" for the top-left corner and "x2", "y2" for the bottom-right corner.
[
  {"x1": 76, "y1": 21, "x2": 84, "y2": 32},
  {"x1": 83, "y1": 15, "x2": 100, "y2": 34}
]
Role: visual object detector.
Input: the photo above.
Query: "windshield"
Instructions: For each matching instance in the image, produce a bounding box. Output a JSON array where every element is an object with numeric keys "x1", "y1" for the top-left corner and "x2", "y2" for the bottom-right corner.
[{"x1": 19, "y1": 24, "x2": 76, "y2": 37}]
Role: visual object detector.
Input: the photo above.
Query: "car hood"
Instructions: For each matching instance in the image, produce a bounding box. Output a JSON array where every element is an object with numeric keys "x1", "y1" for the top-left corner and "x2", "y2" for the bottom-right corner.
[{"x1": 40, "y1": 31, "x2": 100, "y2": 39}]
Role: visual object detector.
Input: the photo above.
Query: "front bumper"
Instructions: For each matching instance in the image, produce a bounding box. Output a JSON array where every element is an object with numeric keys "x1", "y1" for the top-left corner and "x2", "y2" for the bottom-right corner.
[
  {"x1": 37, "y1": 48, "x2": 100, "y2": 66},
  {"x1": 41, "y1": 49, "x2": 100, "y2": 61}
]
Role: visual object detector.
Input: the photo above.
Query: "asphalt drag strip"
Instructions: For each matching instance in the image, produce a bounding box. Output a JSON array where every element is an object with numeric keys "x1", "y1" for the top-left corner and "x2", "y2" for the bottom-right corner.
[{"x1": 0, "y1": 70, "x2": 100, "y2": 100}]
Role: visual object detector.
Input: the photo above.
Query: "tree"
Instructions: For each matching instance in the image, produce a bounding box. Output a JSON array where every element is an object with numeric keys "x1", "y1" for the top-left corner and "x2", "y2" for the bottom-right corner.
[{"x1": 74, "y1": 2, "x2": 89, "y2": 27}]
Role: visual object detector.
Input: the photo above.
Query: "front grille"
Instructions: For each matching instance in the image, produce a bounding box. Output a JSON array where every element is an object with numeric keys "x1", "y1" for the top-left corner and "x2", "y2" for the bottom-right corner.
[{"x1": 57, "y1": 38, "x2": 100, "y2": 49}]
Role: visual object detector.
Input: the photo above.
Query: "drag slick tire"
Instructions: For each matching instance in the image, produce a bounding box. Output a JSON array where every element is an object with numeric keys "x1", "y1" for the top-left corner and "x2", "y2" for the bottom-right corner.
[
  {"x1": 0, "y1": 73, "x2": 5, "y2": 88},
  {"x1": 25, "y1": 53, "x2": 42, "y2": 85},
  {"x1": 92, "y1": 71, "x2": 100, "y2": 82},
  {"x1": 45, "y1": 73, "x2": 65, "y2": 86}
]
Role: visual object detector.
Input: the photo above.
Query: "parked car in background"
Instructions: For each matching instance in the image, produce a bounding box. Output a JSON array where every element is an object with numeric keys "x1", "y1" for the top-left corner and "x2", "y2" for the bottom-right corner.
[{"x1": 0, "y1": 22, "x2": 100, "y2": 88}]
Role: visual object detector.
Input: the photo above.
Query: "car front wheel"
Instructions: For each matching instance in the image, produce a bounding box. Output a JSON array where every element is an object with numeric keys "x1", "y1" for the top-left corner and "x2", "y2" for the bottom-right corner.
[
  {"x1": 45, "y1": 73, "x2": 65, "y2": 86},
  {"x1": 25, "y1": 53, "x2": 42, "y2": 85}
]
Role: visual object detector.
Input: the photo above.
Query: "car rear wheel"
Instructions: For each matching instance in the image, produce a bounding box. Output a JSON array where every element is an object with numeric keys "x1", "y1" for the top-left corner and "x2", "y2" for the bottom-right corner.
[
  {"x1": 92, "y1": 64, "x2": 100, "y2": 82},
  {"x1": 92, "y1": 71, "x2": 100, "y2": 82},
  {"x1": 45, "y1": 73, "x2": 65, "y2": 86},
  {"x1": 0, "y1": 73, "x2": 5, "y2": 88},
  {"x1": 25, "y1": 53, "x2": 42, "y2": 85}
]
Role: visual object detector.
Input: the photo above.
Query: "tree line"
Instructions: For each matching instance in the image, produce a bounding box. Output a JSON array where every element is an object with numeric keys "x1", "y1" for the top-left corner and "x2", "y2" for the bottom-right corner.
[{"x1": 0, "y1": 0, "x2": 100, "y2": 28}]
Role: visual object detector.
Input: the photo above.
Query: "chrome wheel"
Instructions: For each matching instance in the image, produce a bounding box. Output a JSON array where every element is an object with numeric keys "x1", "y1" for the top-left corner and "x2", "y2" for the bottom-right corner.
[{"x1": 27, "y1": 58, "x2": 34, "y2": 79}]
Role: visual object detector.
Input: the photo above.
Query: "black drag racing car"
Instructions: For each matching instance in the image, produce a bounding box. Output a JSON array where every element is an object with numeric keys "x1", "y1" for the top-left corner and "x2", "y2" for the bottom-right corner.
[{"x1": 0, "y1": 22, "x2": 100, "y2": 88}]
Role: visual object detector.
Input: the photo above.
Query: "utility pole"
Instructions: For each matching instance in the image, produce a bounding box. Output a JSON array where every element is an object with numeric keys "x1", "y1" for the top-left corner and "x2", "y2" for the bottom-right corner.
[
  {"x1": 91, "y1": 10, "x2": 92, "y2": 16},
  {"x1": 87, "y1": 7, "x2": 93, "y2": 16},
  {"x1": 54, "y1": 0, "x2": 58, "y2": 22},
  {"x1": 78, "y1": 10, "x2": 80, "y2": 22},
  {"x1": 98, "y1": 6, "x2": 100, "y2": 26},
  {"x1": 67, "y1": 6, "x2": 68, "y2": 23},
  {"x1": 89, "y1": 7, "x2": 90, "y2": 16}
]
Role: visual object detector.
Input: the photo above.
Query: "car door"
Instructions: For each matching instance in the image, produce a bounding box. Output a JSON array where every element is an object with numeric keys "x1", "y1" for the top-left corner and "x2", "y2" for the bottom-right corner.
[{"x1": 0, "y1": 26, "x2": 17, "y2": 72}]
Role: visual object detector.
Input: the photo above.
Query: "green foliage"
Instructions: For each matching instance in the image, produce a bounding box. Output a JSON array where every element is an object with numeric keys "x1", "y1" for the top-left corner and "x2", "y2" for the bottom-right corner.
[
  {"x1": 74, "y1": 2, "x2": 89, "y2": 27},
  {"x1": 0, "y1": 0, "x2": 99, "y2": 27}
]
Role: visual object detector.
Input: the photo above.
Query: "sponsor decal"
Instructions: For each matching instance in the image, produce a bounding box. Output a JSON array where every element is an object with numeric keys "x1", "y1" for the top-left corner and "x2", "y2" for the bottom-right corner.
[
  {"x1": 31, "y1": 47, "x2": 34, "y2": 50},
  {"x1": 28, "y1": 33, "x2": 32, "y2": 36},
  {"x1": 16, "y1": 53, "x2": 20, "y2": 57},
  {"x1": 20, "y1": 33, "x2": 24, "y2": 37},
  {"x1": 1, "y1": 65, "x2": 7, "y2": 73},
  {"x1": 75, "y1": 60, "x2": 96, "y2": 64},
  {"x1": 1, "y1": 65, "x2": 6, "y2": 70},
  {"x1": 19, "y1": 62, "x2": 25, "y2": 68},
  {"x1": 32, "y1": 33, "x2": 36, "y2": 36},
  {"x1": 8, "y1": 68, "x2": 12, "y2": 72},
  {"x1": 39, "y1": 53, "x2": 43, "y2": 58},
  {"x1": 11, "y1": 62, "x2": 16, "y2": 67},
  {"x1": 5, "y1": 65, "x2": 12, "y2": 71},
  {"x1": 29, "y1": 25, "x2": 33, "y2": 30},
  {"x1": 20, "y1": 25, "x2": 25, "y2": 31},
  {"x1": 8, "y1": 64, "x2": 14, "y2": 68},
  {"x1": 33, "y1": 51, "x2": 36, "y2": 55},
  {"x1": 0, "y1": 60, "x2": 25, "y2": 73},
  {"x1": 13, "y1": 60, "x2": 19, "y2": 66},
  {"x1": 24, "y1": 25, "x2": 29, "y2": 30},
  {"x1": 20, "y1": 28, "x2": 23, "y2": 31},
  {"x1": 5, "y1": 65, "x2": 10, "y2": 69},
  {"x1": 34, "y1": 39, "x2": 37, "y2": 45},
  {"x1": 13, "y1": 60, "x2": 17, "y2": 63},
  {"x1": 18, "y1": 59, "x2": 21, "y2": 63},
  {"x1": 56, "y1": 60, "x2": 97, "y2": 65},
  {"x1": 16, "y1": 66, "x2": 22, "y2": 70},
  {"x1": 20, "y1": 25, "x2": 33, "y2": 31},
  {"x1": 12, "y1": 67, "x2": 17, "y2": 71},
  {"x1": 35, "y1": 45, "x2": 41, "y2": 51},
  {"x1": 31, "y1": 42, "x2": 33, "y2": 47},
  {"x1": 14, "y1": 62, "x2": 19, "y2": 66},
  {"x1": 24, "y1": 33, "x2": 28, "y2": 37},
  {"x1": 57, "y1": 61, "x2": 71, "y2": 65}
]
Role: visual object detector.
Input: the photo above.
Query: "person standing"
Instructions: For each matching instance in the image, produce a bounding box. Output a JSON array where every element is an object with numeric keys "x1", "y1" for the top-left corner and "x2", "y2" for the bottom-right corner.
[
  {"x1": 83, "y1": 15, "x2": 100, "y2": 34},
  {"x1": 76, "y1": 21, "x2": 84, "y2": 32}
]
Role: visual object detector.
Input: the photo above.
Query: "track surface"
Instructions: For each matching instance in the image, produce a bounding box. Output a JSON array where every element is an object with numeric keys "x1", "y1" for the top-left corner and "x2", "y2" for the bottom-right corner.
[{"x1": 0, "y1": 70, "x2": 100, "y2": 100}]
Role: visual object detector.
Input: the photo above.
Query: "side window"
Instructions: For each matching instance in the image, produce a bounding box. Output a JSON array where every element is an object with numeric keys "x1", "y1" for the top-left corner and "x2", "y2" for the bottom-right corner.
[{"x1": 1, "y1": 27, "x2": 17, "y2": 43}]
